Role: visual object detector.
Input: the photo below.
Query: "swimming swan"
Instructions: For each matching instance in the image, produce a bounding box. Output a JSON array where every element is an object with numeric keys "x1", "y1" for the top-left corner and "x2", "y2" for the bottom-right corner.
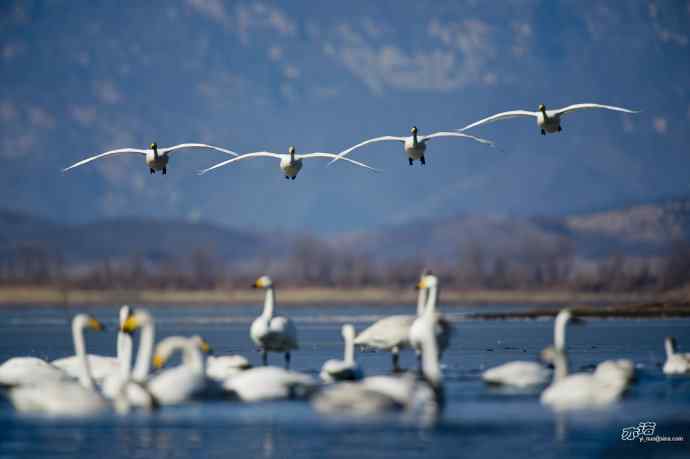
[
  {"x1": 249, "y1": 275, "x2": 299, "y2": 367},
  {"x1": 222, "y1": 366, "x2": 318, "y2": 402},
  {"x1": 148, "y1": 336, "x2": 210, "y2": 405},
  {"x1": 63, "y1": 142, "x2": 239, "y2": 175},
  {"x1": 539, "y1": 310, "x2": 626, "y2": 410},
  {"x1": 199, "y1": 146, "x2": 379, "y2": 180},
  {"x1": 206, "y1": 354, "x2": 252, "y2": 381},
  {"x1": 320, "y1": 324, "x2": 363, "y2": 383},
  {"x1": 409, "y1": 274, "x2": 452, "y2": 364},
  {"x1": 0, "y1": 357, "x2": 68, "y2": 388},
  {"x1": 313, "y1": 314, "x2": 443, "y2": 422},
  {"x1": 663, "y1": 337, "x2": 690, "y2": 375},
  {"x1": 8, "y1": 314, "x2": 110, "y2": 416},
  {"x1": 459, "y1": 103, "x2": 639, "y2": 135},
  {"x1": 328, "y1": 127, "x2": 494, "y2": 166},
  {"x1": 53, "y1": 305, "x2": 133, "y2": 384}
]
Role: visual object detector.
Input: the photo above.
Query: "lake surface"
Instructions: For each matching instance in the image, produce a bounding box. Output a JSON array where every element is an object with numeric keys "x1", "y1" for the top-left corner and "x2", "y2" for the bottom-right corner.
[{"x1": 0, "y1": 304, "x2": 689, "y2": 458}]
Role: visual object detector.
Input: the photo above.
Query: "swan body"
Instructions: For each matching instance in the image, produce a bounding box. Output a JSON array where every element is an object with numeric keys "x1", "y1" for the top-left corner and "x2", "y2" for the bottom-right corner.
[
  {"x1": 663, "y1": 337, "x2": 690, "y2": 375},
  {"x1": 63, "y1": 142, "x2": 238, "y2": 175},
  {"x1": 199, "y1": 146, "x2": 378, "y2": 180},
  {"x1": 594, "y1": 359, "x2": 635, "y2": 386},
  {"x1": 223, "y1": 366, "x2": 317, "y2": 401},
  {"x1": 409, "y1": 274, "x2": 452, "y2": 360},
  {"x1": 206, "y1": 355, "x2": 252, "y2": 381},
  {"x1": 54, "y1": 305, "x2": 133, "y2": 386},
  {"x1": 148, "y1": 336, "x2": 209, "y2": 405},
  {"x1": 313, "y1": 312, "x2": 443, "y2": 422},
  {"x1": 539, "y1": 310, "x2": 626, "y2": 410},
  {"x1": 320, "y1": 324, "x2": 363, "y2": 383},
  {"x1": 249, "y1": 276, "x2": 299, "y2": 367},
  {"x1": 482, "y1": 361, "x2": 551, "y2": 388},
  {"x1": 459, "y1": 103, "x2": 639, "y2": 135},
  {"x1": 0, "y1": 357, "x2": 69, "y2": 387},
  {"x1": 330, "y1": 127, "x2": 494, "y2": 166},
  {"x1": 8, "y1": 314, "x2": 110, "y2": 416},
  {"x1": 353, "y1": 315, "x2": 415, "y2": 372}
]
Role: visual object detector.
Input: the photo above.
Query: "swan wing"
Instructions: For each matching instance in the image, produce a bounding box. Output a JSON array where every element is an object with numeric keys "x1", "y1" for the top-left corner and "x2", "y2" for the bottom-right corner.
[
  {"x1": 458, "y1": 110, "x2": 537, "y2": 132},
  {"x1": 198, "y1": 152, "x2": 282, "y2": 175},
  {"x1": 160, "y1": 143, "x2": 240, "y2": 157},
  {"x1": 328, "y1": 136, "x2": 407, "y2": 165},
  {"x1": 354, "y1": 315, "x2": 416, "y2": 350},
  {"x1": 299, "y1": 153, "x2": 381, "y2": 172},
  {"x1": 553, "y1": 103, "x2": 640, "y2": 117},
  {"x1": 62, "y1": 148, "x2": 147, "y2": 172},
  {"x1": 420, "y1": 131, "x2": 495, "y2": 148}
]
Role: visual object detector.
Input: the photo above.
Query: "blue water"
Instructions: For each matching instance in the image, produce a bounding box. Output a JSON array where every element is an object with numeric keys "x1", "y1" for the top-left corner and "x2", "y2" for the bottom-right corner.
[{"x1": 0, "y1": 305, "x2": 689, "y2": 458}]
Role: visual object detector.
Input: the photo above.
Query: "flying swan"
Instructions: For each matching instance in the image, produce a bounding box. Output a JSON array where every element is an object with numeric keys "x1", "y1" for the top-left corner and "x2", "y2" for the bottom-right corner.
[
  {"x1": 199, "y1": 146, "x2": 379, "y2": 180},
  {"x1": 63, "y1": 142, "x2": 239, "y2": 175},
  {"x1": 328, "y1": 126, "x2": 495, "y2": 166},
  {"x1": 459, "y1": 103, "x2": 640, "y2": 135}
]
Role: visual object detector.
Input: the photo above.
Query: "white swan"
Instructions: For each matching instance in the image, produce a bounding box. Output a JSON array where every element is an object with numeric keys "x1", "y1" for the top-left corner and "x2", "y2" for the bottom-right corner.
[
  {"x1": 313, "y1": 313, "x2": 443, "y2": 422},
  {"x1": 0, "y1": 357, "x2": 68, "y2": 387},
  {"x1": 63, "y1": 142, "x2": 238, "y2": 175},
  {"x1": 206, "y1": 354, "x2": 252, "y2": 381},
  {"x1": 320, "y1": 324, "x2": 363, "y2": 383},
  {"x1": 353, "y1": 270, "x2": 431, "y2": 372},
  {"x1": 249, "y1": 275, "x2": 299, "y2": 367},
  {"x1": 663, "y1": 337, "x2": 690, "y2": 375},
  {"x1": 199, "y1": 146, "x2": 379, "y2": 180},
  {"x1": 222, "y1": 366, "x2": 318, "y2": 402},
  {"x1": 459, "y1": 103, "x2": 639, "y2": 135},
  {"x1": 53, "y1": 305, "x2": 133, "y2": 384},
  {"x1": 539, "y1": 310, "x2": 626, "y2": 410},
  {"x1": 8, "y1": 314, "x2": 110, "y2": 416},
  {"x1": 409, "y1": 274, "x2": 452, "y2": 363},
  {"x1": 594, "y1": 359, "x2": 635, "y2": 386},
  {"x1": 328, "y1": 127, "x2": 494, "y2": 166},
  {"x1": 147, "y1": 336, "x2": 209, "y2": 405}
]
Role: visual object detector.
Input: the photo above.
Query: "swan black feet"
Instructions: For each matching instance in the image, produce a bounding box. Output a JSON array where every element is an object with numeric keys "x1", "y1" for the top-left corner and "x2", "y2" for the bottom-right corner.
[
  {"x1": 291, "y1": 176, "x2": 296, "y2": 180},
  {"x1": 260, "y1": 350, "x2": 268, "y2": 366},
  {"x1": 150, "y1": 168, "x2": 155, "y2": 174},
  {"x1": 285, "y1": 176, "x2": 290, "y2": 180},
  {"x1": 541, "y1": 129, "x2": 546, "y2": 135},
  {"x1": 285, "y1": 352, "x2": 291, "y2": 369},
  {"x1": 420, "y1": 156, "x2": 426, "y2": 165},
  {"x1": 557, "y1": 126, "x2": 562, "y2": 132},
  {"x1": 162, "y1": 168, "x2": 167, "y2": 175},
  {"x1": 408, "y1": 158, "x2": 414, "y2": 166}
]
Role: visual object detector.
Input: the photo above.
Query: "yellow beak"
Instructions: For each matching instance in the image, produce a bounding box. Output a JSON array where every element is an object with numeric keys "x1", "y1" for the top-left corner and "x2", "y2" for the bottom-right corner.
[
  {"x1": 88, "y1": 318, "x2": 105, "y2": 331},
  {"x1": 153, "y1": 354, "x2": 165, "y2": 369},
  {"x1": 122, "y1": 316, "x2": 139, "y2": 334}
]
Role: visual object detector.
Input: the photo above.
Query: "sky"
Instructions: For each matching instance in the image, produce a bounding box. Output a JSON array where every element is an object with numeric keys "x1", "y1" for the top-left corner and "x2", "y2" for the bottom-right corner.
[{"x1": 1, "y1": 0, "x2": 689, "y2": 233}]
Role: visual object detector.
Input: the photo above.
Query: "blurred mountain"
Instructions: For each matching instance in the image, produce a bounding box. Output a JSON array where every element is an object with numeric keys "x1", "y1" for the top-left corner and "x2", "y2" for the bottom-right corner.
[{"x1": 2, "y1": 197, "x2": 689, "y2": 268}]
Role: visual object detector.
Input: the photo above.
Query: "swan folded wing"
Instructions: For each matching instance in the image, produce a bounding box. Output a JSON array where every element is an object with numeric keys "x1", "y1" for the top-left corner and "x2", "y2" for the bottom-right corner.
[
  {"x1": 198, "y1": 151, "x2": 282, "y2": 174},
  {"x1": 420, "y1": 131, "x2": 495, "y2": 147},
  {"x1": 354, "y1": 315, "x2": 415, "y2": 350},
  {"x1": 161, "y1": 143, "x2": 240, "y2": 157},
  {"x1": 267, "y1": 316, "x2": 299, "y2": 350},
  {"x1": 458, "y1": 110, "x2": 537, "y2": 132},
  {"x1": 299, "y1": 152, "x2": 381, "y2": 172},
  {"x1": 62, "y1": 148, "x2": 147, "y2": 172},
  {"x1": 553, "y1": 103, "x2": 640, "y2": 117},
  {"x1": 328, "y1": 136, "x2": 407, "y2": 165}
]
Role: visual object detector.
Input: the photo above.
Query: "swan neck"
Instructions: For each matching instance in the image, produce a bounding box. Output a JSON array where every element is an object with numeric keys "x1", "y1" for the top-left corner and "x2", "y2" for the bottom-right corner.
[
  {"x1": 423, "y1": 284, "x2": 438, "y2": 317},
  {"x1": 552, "y1": 350, "x2": 569, "y2": 383},
  {"x1": 554, "y1": 314, "x2": 569, "y2": 351},
  {"x1": 153, "y1": 145, "x2": 159, "y2": 160},
  {"x1": 421, "y1": 325, "x2": 442, "y2": 388},
  {"x1": 412, "y1": 132, "x2": 419, "y2": 146},
  {"x1": 262, "y1": 287, "x2": 275, "y2": 319},
  {"x1": 182, "y1": 342, "x2": 205, "y2": 374},
  {"x1": 344, "y1": 331, "x2": 355, "y2": 364},
  {"x1": 665, "y1": 338, "x2": 676, "y2": 358},
  {"x1": 416, "y1": 287, "x2": 428, "y2": 316},
  {"x1": 133, "y1": 320, "x2": 155, "y2": 381},
  {"x1": 73, "y1": 320, "x2": 95, "y2": 390},
  {"x1": 118, "y1": 332, "x2": 133, "y2": 379}
]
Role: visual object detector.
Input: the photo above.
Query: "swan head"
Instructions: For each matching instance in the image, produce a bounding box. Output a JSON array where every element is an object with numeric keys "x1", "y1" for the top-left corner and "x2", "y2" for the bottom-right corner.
[
  {"x1": 252, "y1": 275, "x2": 273, "y2": 289},
  {"x1": 118, "y1": 305, "x2": 132, "y2": 331},
  {"x1": 341, "y1": 324, "x2": 355, "y2": 341},
  {"x1": 121, "y1": 309, "x2": 152, "y2": 334},
  {"x1": 288, "y1": 146, "x2": 296, "y2": 155},
  {"x1": 191, "y1": 335, "x2": 213, "y2": 354},
  {"x1": 665, "y1": 336, "x2": 677, "y2": 354},
  {"x1": 411, "y1": 126, "x2": 418, "y2": 135},
  {"x1": 416, "y1": 274, "x2": 438, "y2": 290},
  {"x1": 149, "y1": 142, "x2": 158, "y2": 150},
  {"x1": 538, "y1": 104, "x2": 546, "y2": 112},
  {"x1": 540, "y1": 346, "x2": 561, "y2": 365},
  {"x1": 73, "y1": 314, "x2": 106, "y2": 332}
]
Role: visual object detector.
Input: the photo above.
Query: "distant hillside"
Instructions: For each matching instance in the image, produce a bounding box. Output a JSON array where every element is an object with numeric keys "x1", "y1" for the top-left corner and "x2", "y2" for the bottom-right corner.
[{"x1": 1, "y1": 197, "x2": 689, "y2": 267}]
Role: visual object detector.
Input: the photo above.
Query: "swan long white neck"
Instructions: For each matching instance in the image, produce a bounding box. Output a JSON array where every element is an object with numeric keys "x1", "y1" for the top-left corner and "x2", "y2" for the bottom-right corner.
[
  {"x1": 343, "y1": 327, "x2": 355, "y2": 364},
  {"x1": 262, "y1": 287, "x2": 275, "y2": 319},
  {"x1": 554, "y1": 312, "x2": 570, "y2": 351},
  {"x1": 420, "y1": 322, "x2": 441, "y2": 388},
  {"x1": 117, "y1": 331, "x2": 133, "y2": 377},
  {"x1": 665, "y1": 338, "x2": 676, "y2": 358},
  {"x1": 181, "y1": 342, "x2": 205, "y2": 374},
  {"x1": 551, "y1": 350, "x2": 569, "y2": 383},
  {"x1": 72, "y1": 319, "x2": 95, "y2": 390},
  {"x1": 132, "y1": 319, "x2": 155, "y2": 382},
  {"x1": 416, "y1": 286, "x2": 428, "y2": 316},
  {"x1": 423, "y1": 283, "x2": 439, "y2": 317}
]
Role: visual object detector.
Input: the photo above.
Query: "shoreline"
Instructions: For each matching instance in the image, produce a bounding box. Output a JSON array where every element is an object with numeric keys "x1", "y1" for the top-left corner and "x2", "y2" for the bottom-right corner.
[{"x1": 0, "y1": 286, "x2": 687, "y2": 307}]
